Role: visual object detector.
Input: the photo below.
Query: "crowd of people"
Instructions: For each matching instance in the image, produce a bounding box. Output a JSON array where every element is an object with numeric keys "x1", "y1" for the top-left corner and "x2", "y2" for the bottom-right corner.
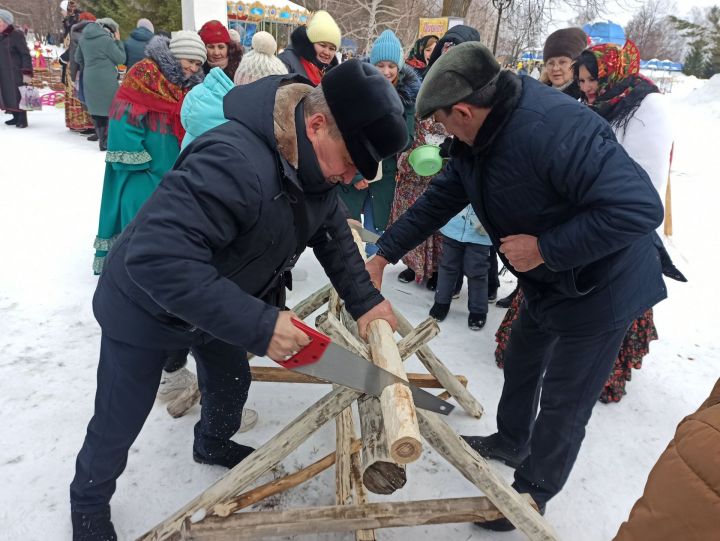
[{"x1": 1, "y1": 5, "x2": 703, "y2": 541}]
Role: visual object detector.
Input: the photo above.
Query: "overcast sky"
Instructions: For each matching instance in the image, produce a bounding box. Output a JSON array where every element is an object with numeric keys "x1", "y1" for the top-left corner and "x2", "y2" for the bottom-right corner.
[{"x1": 548, "y1": 0, "x2": 716, "y2": 31}]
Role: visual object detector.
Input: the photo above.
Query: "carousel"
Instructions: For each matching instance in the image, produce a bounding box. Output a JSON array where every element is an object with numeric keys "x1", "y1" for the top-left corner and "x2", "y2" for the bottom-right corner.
[{"x1": 226, "y1": 0, "x2": 310, "y2": 49}]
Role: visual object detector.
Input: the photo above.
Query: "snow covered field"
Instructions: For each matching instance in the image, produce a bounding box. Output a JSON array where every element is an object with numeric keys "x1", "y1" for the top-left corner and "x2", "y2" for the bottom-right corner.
[{"x1": 1, "y1": 77, "x2": 718, "y2": 541}]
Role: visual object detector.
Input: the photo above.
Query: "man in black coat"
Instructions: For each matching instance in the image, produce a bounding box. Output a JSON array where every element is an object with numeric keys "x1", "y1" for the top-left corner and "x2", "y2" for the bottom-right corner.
[
  {"x1": 70, "y1": 60, "x2": 410, "y2": 541},
  {"x1": 366, "y1": 43, "x2": 667, "y2": 530}
]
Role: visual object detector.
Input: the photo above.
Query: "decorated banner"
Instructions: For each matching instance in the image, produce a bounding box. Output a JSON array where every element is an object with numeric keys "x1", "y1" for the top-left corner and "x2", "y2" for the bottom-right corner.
[{"x1": 418, "y1": 17, "x2": 448, "y2": 38}]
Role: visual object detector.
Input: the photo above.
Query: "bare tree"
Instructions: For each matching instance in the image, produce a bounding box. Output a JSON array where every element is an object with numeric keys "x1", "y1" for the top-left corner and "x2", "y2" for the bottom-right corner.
[{"x1": 626, "y1": 0, "x2": 684, "y2": 59}]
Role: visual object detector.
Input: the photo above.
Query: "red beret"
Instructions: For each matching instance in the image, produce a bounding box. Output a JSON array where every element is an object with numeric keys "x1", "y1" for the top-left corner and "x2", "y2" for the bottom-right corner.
[{"x1": 199, "y1": 20, "x2": 230, "y2": 45}]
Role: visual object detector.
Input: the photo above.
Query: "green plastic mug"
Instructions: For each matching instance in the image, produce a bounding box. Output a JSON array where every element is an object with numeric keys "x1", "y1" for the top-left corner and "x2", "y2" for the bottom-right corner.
[{"x1": 408, "y1": 144, "x2": 442, "y2": 177}]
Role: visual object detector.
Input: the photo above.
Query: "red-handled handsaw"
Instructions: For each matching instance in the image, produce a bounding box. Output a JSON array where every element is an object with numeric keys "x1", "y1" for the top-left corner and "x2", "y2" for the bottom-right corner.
[{"x1": 274, "y1": 319, "x2": 454, "y2": 415}]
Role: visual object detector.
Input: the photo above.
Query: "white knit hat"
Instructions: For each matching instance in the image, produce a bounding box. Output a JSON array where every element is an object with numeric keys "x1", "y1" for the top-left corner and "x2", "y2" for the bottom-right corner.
[
  {"x1": 233, "y1": 31, "x2": 288, "y2": 85},
  {"x1": 170, "y1": 30, "x2": 207, "y2": 64},
  {"x1": 228, "y1": 28, "x2": 241, "y2": 43}
]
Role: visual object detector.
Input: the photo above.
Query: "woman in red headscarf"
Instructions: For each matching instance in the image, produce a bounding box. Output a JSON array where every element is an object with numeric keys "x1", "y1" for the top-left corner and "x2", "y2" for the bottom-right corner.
[
  {"x1": 572, "y1": 40, "x2": 685, "y2": 403},
  {"x1": 198, "y1": 20, "x2": 243, "y2": 80}
]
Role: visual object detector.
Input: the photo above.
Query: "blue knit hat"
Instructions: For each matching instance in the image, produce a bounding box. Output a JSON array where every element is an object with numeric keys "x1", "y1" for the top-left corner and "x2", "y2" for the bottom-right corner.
[{"x1": 370, "y1": 30, "x2": 403, "y2": 68}]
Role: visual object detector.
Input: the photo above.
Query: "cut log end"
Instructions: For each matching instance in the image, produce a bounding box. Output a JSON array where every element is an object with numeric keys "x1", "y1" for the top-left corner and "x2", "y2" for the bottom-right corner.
[
  {"x1": 391, "y1": 437, "x2": 423, "y2": 464},
  {"x1": 362, "y1": 461, "x2": 407, "y2": 495}
]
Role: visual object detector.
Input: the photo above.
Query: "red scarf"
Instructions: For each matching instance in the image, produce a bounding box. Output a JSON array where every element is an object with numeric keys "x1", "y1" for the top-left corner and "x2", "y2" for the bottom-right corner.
[
  {"x1": 109, "y1": 59, "x2": 189, "y2": 143},
  {"x1": 300, "y1": 57, "x2": 324, "y2": 86}
]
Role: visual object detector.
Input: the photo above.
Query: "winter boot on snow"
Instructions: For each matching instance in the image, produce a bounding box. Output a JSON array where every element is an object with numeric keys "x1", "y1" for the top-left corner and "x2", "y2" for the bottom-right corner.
[
  {"x1": 157, "y1": 367, "x2": 196, "y2": 402},
  {"x1": 193, "y1": 440, "x2": 255, "y2": 469},
  {"x1": 468, "y1": 313, "x2": 487, "y2": 330},
  {"x1": 476, "y1": 497, "x2": 545, "y2": 531},
  {"x1": 461, "y1": 433, "x2": 529, "y2": 469},
  {"x1": 397, "y1": 267, "x2": 415, "y2": 283},
  {"x1": 429, "y1": 302, "x2": 450, "y2": 322},
  {"x1": 71, "y1": 509, "x2": 117, "y2": 541}
]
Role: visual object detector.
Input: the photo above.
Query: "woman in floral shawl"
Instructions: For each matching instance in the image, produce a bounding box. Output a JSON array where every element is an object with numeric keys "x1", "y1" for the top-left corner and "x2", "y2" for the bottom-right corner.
[{"x1": 93, "y1": 32, "x2": 206, "y2": 274}]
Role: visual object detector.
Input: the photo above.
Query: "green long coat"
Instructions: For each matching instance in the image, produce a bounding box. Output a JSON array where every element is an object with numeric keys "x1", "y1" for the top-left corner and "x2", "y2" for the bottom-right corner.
[
  {"x1": 93, "y1": 111, "x2": 182, "y2": 273},
  {"x1": 338, "y1": 65, "x2": 420, "y2": 232},
  {"x1": 74, "y1": 23, "x2": 125, "y2": 116}
]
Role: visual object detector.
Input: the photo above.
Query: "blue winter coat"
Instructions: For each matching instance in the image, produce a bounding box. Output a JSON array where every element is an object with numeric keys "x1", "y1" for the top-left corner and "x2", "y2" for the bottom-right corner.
[
  {"x1": 93, "y1": 75, "x2": 383, "y2": 354},
  {"x1": 180, "y1": 67, "x2": 234, "y2": 150},
  {"x1": 377, "y1": 74, "x2": 666, "y2": 334},
  {"x1": 441, "y1": 206, "x2": 492, "y2": 246},
  {"x1": 124, "y1": 27, "x2": 154, "y2": 68}
]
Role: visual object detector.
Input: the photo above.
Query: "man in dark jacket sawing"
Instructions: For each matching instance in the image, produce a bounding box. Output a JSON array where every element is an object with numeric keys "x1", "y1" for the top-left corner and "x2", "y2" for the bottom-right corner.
[
  {"x1": 70, "y1": 59, "x2": 409, "y2": 541},
  {"x1": 366, "y1": 42, "x2": 667, "y2": 531}
]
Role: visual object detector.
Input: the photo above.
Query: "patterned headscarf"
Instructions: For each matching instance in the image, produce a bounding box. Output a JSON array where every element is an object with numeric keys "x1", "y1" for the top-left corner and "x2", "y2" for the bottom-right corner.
[
  {"x1": 583, "y1": 39, "x2": 658, "y2": 132},
  {"x1": 590, "y1": 40, "x2": 641, "y2": 97}
]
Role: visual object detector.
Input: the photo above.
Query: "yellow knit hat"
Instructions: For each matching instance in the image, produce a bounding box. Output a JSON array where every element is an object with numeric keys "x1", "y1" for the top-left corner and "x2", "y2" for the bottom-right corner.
[{"x1": 306, "y1": 10, "x2": 341, "y2": 49}]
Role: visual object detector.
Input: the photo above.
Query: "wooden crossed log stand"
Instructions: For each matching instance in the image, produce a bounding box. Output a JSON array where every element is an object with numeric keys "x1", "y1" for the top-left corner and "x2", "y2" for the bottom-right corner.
[{"x1": 139, "y1": 232, "x2": 558, "y2": 541}]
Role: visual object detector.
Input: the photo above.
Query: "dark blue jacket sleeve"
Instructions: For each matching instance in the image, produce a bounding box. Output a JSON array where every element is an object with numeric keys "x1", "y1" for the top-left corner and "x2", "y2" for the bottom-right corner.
[
  {"x1": 533, "y1": 105, "x2": 664, "y2": 272},
  {"x1": 124, "y1": 142, "x2": 280, "y2": 356},
  {"x1": 308, "y1": 195, "x2": 385, "y2": 319},
  {"x1": 376, "y1": 157, "x2": 469, "y2": 263}
]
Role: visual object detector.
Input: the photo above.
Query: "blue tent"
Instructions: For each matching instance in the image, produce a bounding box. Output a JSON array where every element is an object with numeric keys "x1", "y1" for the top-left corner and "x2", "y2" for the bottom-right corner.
[
  {"x1": 520, "y1": 51, "x2": 542, "y2": 61},
  {"x1": 583, "y1": 20, "x2": 625, "y2": 46}
]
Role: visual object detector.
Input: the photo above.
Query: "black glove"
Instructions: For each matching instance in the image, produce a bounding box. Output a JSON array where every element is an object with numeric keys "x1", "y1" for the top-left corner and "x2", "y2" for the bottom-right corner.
[
  {"x1": 438, "y1": 137, "x2": 453, "y2": 159},
  {"x1": 658, "y1": 245, "x2": 688, "y2": 282}
]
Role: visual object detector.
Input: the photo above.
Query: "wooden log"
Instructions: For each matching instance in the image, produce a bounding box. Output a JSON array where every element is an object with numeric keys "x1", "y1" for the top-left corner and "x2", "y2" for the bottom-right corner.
[
  {"x1": 367, "y1": 319, "x2": 422, "y2": 464},
  {"x1": 166, "y1": 284, "x2": 333, "y2": 418},
  {"x1": 358, "y1": 394, "x2": 407, "y2": 494},
  {"x1": 394, "y1": 308, "x2": 484, "y2": 419},
  {"x1": 139, "y1": 386, "x2": 362, "y2": 541},
  {"x1": 210, "y1": 440, "x2": 362, "y2": 518},
  {"x1": 417, "y1": 410, "x2": 559, "y2": 541},
  {"x1": 396, "y1": 317, "x2": 440, "y2": 361},
  {"x1": 180, "y1": 496, "x2": 511, "y2": 540}
]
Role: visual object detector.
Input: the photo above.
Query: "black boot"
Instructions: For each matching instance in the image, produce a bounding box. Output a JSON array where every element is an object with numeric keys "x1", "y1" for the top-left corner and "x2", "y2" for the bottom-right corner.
[
  {"x1": 425, "y1": 272, "x2": 438, "y2": 291},
  {"x1": 193, "y1": 440, "x2": 255, "y2": 469},
  {"x1": 429, "y1": 302, "x2": 450, "y2": 322},
  {"x1": 4, "y1": 112, "x2": 18, "y2": 125},
  {"x1": 468, "y1": 313, "x2": 487, "y2": 330},
  {"x1": 71, "y1": 509, "x2": 117, "y2": 541},
  {"x1": 397, "y1": 267, "x2": 416, "y2": 283},
  {"x1": 476, "y1": 498, "x2": 546, "y2": 531},
  {"x1": 15, "y1": 111, "x2": 28, "y2": 128},
  {"x1": 461, "y1": 433, "x2": 529, "y2": 469},
  {"x1": 98, "y1": 121, "x2": 108, "y2": 151},
  {"x1": 496, "y1": 285, "x2": 519, "y2": 308},
  {"x1": 87, "y1": 133, "x2": 99, "y2": 142}
]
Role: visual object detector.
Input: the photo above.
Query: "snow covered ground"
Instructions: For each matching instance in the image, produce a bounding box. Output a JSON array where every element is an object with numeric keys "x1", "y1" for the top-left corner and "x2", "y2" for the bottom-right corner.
[{"x1": 1, "y1": 77, "x2": 718, "y2": 541}]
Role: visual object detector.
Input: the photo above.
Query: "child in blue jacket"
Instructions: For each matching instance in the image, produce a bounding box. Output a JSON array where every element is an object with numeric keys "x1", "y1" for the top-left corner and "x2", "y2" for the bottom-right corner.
[{"x1": 430, "y1": 205, "x2": 492, "y2": 330}]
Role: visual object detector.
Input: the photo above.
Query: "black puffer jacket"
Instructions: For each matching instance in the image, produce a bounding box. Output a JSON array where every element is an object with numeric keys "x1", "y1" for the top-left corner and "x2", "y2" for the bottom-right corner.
[
  {"x1": 94, "y1": 75, "x2": 383, "y2": 354},
  {"x1": 379, "y1": 74, "x2": 666, "y2": 334}
]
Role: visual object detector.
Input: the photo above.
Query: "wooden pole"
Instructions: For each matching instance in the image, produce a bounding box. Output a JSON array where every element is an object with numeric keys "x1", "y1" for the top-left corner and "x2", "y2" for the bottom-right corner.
[
  {"x1": 139, "y1": 386, "x2": 362, "y2": 541},
  {"x1": 394, "y1": 309, "x2": 484, "y2": 418},
  {"x1": 396, "y1": 317, "x2": 440, "y2": 361},
  {"x1": 366, "y1": 319, "x2": 422, "y2": 464},
  {"x1": 181, "y1": 496, "x2": 509, "y2": 540},
  {"x1": 210, "y1": 440, "x2": 363, "y2": 518},
  {"x1": 166, "y1": 284, "x2": 333, "y2": 418},
  {"x1": 417, "y1": 410, "x2": 559, "y2": 541}
]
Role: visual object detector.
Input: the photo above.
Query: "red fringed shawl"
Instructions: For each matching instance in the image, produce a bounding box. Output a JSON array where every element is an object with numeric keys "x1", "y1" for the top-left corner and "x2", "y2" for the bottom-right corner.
[{"x1": 109, "y1": 59, "x2": 189, "y2": 143}]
